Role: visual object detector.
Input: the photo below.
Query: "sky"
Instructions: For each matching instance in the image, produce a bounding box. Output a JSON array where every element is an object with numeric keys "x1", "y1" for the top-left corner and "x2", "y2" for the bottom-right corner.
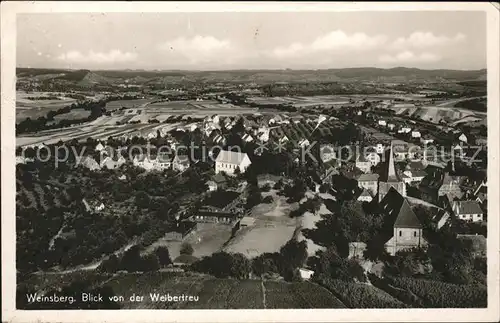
[{"x1": 17, "y1": 11, "x2": 487, "y2": 71}]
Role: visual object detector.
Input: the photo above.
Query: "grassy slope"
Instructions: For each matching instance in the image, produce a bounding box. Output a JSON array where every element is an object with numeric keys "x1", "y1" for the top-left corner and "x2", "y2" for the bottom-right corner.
[{"x1": 18, "y1": 271, "x2": 346, "y2": 309}]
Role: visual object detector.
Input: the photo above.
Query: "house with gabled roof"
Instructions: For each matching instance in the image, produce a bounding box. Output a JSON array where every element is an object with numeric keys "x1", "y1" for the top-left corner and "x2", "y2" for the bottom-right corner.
[
  {"x1": 215, "y1": 150, "x2": 252, "y2": 175},
  {"x1": 381, "y1": 188, "x2": 428, "y2": 255},
  {"x1": 357, "y1": 173, "x2": 379, "y2": 196},
  {"x1": 357, "y1": 189, "x2": 373, "y2": 202},
  {"x1": 452, "y1": 200, "x2": 484, "y2": 222}
]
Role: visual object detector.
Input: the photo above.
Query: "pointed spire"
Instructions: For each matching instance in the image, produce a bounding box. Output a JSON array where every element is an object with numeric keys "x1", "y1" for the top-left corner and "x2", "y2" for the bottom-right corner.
[{"x1": 387, "y1": 141, "x2": 398, "y2": 182}]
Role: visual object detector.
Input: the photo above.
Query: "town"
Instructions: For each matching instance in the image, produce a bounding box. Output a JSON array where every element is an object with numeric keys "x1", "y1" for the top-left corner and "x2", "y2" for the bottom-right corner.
[{"x1": 15, "y1": 67, "x2": 488, "y2": 310}]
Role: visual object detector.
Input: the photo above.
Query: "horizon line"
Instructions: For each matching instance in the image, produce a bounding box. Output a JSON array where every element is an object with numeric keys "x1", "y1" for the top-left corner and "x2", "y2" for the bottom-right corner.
[{"x1": 15, "y1": 66, "x2": 488, "y2": 73}]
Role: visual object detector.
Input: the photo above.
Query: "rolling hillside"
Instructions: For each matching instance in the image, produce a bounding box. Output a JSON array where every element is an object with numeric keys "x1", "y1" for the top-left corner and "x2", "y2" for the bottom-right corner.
[{"x1": 16, "y1": 67, "x2": 487, "y2": 85}]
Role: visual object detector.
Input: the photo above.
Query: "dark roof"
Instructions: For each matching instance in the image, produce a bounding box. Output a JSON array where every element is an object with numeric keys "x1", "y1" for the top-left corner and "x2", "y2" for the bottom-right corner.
[
  {"x1": 380, "y1": 187, "x2": 422, "y2": 229},
  {"x1": 379, "y1": 142, "x2": 401, "y2": 183},
  {"x1": 412, "y1": 170, "x2": 428, "y2": 177},
  {"x1": 357, "y1": 173, "x2": 379, "y2": 182},
  {"x1": 454, "y1": 200, "x2": 483, "y2": 215},
  {"x1": 394, "y1": 199, "x2": 422, "y2": 229}
]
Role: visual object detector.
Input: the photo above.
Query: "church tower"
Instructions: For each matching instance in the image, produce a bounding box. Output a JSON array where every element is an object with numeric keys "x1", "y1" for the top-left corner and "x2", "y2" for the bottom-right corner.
[{"x1": 378, "y1": 142, "x2": 406, "y2": 201}]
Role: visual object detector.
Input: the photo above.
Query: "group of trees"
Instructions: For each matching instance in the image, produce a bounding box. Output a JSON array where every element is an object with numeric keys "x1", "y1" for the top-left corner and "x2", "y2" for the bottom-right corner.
[
  {"x1": 189, "y1": 239, "x2": 308, "y2": 282},
  {"x1": 16, "y1": 99, "x2": 108, "y2": 134},
  {"x1": 98, "y1": 245, "x2": 173, "y2": 274}
]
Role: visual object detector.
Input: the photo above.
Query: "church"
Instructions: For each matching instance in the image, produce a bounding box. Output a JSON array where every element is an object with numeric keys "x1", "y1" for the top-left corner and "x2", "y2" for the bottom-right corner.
[{"x1": 378, "y1": 142, "x2": 406, "y2": 201}]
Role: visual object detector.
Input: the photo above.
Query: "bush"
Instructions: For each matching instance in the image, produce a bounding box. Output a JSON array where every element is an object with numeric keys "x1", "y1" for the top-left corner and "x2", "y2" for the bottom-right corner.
[{"x1": 154, "y1": 246, "x2": 172, "y2": 267}]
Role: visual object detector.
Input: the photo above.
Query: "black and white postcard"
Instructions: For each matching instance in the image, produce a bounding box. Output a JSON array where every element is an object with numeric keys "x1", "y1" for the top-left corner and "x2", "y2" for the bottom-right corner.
[{"x1": 2, "y1": 2, "x2": 499, "y2": 322}]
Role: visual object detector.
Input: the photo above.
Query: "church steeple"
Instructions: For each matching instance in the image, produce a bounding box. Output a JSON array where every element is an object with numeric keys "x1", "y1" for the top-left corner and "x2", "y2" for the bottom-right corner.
[{"x1": 385, "y1": 141, "x2": 399, "y2": 182}]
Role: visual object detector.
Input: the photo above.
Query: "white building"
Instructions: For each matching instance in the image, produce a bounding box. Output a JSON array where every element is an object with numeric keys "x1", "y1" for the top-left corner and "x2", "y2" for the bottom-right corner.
[
  {"x1": 411, "y1": 131, "x2": 422, "y2": 138},
  {"x1": 398, "y1": 127, "x2": 412, "y2": 134},
  {"x1": 95, "y1": 142, "x2": 105, "y2": 152},
  {"x1": 299, "y1": 268, "x2": 315, "y2": 280},
  {"x1": 215, "y1": 150, "x2": 252, "y2": 175},
  {"x1": 378, "y1": 120, "x2": 387, "y2": 127},
  {"x1": 357, "y1": 189, "x2": 373, "y2": 202},
  {"x1": 459, "y1": 133, "x2": 468, "y2": 143},
  {"x1": 453, "y1": 201, "x2": 484, "y2": 222},
  {"x1": 242, "y1": 134, "x2": 254, "y2": 143}
]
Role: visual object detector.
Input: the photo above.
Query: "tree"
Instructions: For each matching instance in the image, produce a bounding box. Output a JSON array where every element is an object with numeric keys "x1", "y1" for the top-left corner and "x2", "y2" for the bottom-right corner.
[
  {"x1": 180, "y1": 242, "x2": 194, "y2": 256},
  {"x1": 279, "y1": 239, "x2": 308, "y2": 270},
  {"x1": 252, "y1": 253, "x2": 280, "y2": 276},
  {"x1": 135, "y1": 191, "x2": 150, "y2": 209},
  {"x1": 230, "y1": 253, "x2": 252, "y2": 279},
  {"x1": 154, "y1": 246, "x2": 172, "y2": 267},
  {"x1": 140, "y1": 253, "x2": 160, "y2": 272},
  {"x1": 245, "y1": 184, "x2": 262, "y2": 209},
  {"x1": 120, "y1": 245, "x2": 142, "y2": 272}
]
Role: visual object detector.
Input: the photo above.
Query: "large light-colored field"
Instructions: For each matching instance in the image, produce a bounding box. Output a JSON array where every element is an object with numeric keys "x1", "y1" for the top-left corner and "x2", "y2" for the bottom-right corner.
[
  {"x1": 145, "y1": 223, "x2": 234, "y2": 260},
  {"x1": 223, "y1": 190, "x2": 299, "y2": 258}
]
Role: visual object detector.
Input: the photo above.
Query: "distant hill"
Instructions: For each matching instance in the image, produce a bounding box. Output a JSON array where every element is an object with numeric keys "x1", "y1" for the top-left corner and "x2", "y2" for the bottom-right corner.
[{"x1": 16, "y1": 67, "x2": 487, "y2": 85}]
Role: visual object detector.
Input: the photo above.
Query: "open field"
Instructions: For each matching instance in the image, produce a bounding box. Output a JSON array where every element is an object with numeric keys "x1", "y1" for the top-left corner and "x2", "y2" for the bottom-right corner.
[
  {"x1": 19, "y1": 271, "x2": 347, "y2": 309},
  {"x1": 146, "y1": 100, "x2": 258, "y2": 116},
  {"x1": 223, "y1": 190, "x2": 299, "y2": 258},
  {"x1": 145, "y1": 222, "x2": 234, "y2": 260},
  {"x1": 53, "y1": 109, "x2": 91, "y2": 121}
]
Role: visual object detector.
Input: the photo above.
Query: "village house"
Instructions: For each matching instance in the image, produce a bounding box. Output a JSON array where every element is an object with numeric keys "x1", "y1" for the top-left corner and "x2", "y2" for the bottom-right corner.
[
  {"x1": 75, "y1": 156, "x2": 101, "y2": 171},
  {"x1": 459, "y1": 133, "x2": 468, "y2": 143},
  {"x1": 355, "y1": 147, "x2": 380, "y2": 174},
  {"x1": 357, "y1": 173, "x2": 379, "y2": 196},
  {"x1": 357, "y1": 189, "x2": 373, "y2": 202},
  {"x1": 215, "y1": 150, "x2": 252, "y2": 175},
  {"x1": 387, "y1": 123, "x2": 396, "y2": 131},
  {"x1": 381, "y1": 189, "x2": 428, "y2": 256},
  {"x1": 398, "y1": 127, "x2": 412, "y2": 134},
  {"x1": 242, "y1": 134, "x2": 254, "y2": 143},
  {"x1": 402, "y1": 169, "x2": 427, "y2": 184},
  {"x1": 95, "y1": 142, "x2": 105, "y2": 152},
  {"x1": 164, "y1": 221, "x2": 197, "y2": 241},
  {"x1": 452, "y1": 200, "x2": 484, "y2": 222},
  {"x1": 100, "y1": 155, "x2": 126, "y2": 170},
  {"x1": 299, "y1": 268, "x2": 315, "y2": 280},
  {"x1": 206, "y1": 180, "x2": 218, "y2": 192},
  {"x1": 411, "y1": 131, "x2": 422, "y2": 138},
  {"x1": 194, "y1": 209, "x2": 239, "y2": 224},
  {"x1": 420, "y1": 136, "x2": 434, "y2": 145},
  {"x1": 378, "y1": 120, "x2": 387, "y2": 127},
  {"x1": 433, "y1": 210, "x2": 451, "y2": 230},
  {"x1": 438, "y1": 172, "x2": 464, "y2": 200},
  {"x1": 172, "y1": 154, "x2": 190, "y2": 172},
  {"x1": 474, "y1": 181, "x2": 487, "y2": 204}
]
